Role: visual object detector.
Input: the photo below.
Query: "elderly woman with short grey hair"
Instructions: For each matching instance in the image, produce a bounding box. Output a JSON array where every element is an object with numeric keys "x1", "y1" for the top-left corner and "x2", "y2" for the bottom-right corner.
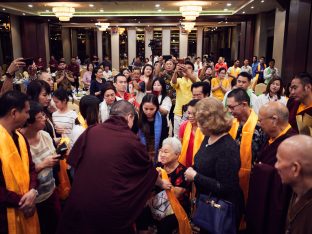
[{"x1": 153, "y1": 137, "x2": 191, "y2": 233}]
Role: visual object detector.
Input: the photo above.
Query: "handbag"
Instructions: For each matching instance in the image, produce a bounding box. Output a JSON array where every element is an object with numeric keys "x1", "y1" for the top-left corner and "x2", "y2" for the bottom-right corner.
[
  {"x1": 148, "y1": 190, "x2": 174, "y2": 221},
  {"x1": 192, "y1": 194, "x2": 236, "y2": 234}
]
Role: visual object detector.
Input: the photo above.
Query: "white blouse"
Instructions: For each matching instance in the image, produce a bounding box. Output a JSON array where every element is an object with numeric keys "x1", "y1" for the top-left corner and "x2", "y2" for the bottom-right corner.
[{"x1": 254, "y1": 93, "x2": 288, "y2": 114}]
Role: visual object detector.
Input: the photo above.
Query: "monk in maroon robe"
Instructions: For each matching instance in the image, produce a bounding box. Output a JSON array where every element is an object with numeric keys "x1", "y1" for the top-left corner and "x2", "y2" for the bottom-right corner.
[
  {"x1": 246, "y1": 102, "x2": 296, "y2": 234},
  {"x1": 287, "y1": 72, "x2": 312, "y2": 133},
  {"x1": 57, "y1": 101, "x2": 159, "y2": 234}
]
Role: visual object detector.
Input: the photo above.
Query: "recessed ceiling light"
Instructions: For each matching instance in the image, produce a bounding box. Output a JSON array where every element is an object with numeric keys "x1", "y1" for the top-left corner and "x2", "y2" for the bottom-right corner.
[
  {"x1": 251, "y1": 6, "x2": 254, "y2": 9},
  {"x1": 227, "y1": 3, "x2": 232, "y2": 6},
  {"x1": 225, "y1": 21, "x2": 228, "y2": 24},
  {"x1": 100, "y1": 9, "x2": 104, "y2": 12},
  {"x1": 242, "y1": 11, "x2": 246, "y2": 14},
  {"x1": 224, "y1": 8, "x2": 228, "y2": 11},
  {"x1": 28, "y1": 4, "x2": 33, "y2": 8},
  {"x1": 22, "y1": 13, "x2": 26, "y2": 15},
  {"x1": 2, "y1": 8, "x2": 5, "y2": 11},
  {"x1": 155, "y1": 4, "x2": 160, "y2": 7},
  {"x1": 89, "y1": 4, "x2": 94, "y2": 7},
  {"x1": 158, "y1": 9, "x2": 162, "y2": 12},
  {"x1": 261, "y1": 0, "x2": 264, "y2": 2}
]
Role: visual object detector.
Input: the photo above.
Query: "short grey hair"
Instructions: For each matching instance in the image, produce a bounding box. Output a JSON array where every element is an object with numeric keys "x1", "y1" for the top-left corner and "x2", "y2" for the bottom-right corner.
[
  {"x1": 110, "y1": 100, "x2": 135, "y2": 118},
  {"x1": 162, "y1": 137, "x2": 182, "y2": 154}
]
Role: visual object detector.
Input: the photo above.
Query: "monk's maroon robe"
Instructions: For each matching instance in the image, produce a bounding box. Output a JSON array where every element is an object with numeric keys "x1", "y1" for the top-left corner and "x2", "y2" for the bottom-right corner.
[
  {"x1": 57, "y1": 117, "x2": 158, "y2": 234},
  {"x1": 287, "y1": 98, "x2": 312, "y2": 133},
  {"x1": 246, "y1": 128, "x2": 296, "y2": 234}
]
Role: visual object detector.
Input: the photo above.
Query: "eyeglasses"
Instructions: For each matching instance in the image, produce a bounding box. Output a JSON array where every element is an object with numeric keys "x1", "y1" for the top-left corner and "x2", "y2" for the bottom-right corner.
[
  {"x1": 227, "y1": 103, "x2": 242, "y2": 110},
  {"x1": 35, "y1": 112, "x2": 47, "y2": 120}
]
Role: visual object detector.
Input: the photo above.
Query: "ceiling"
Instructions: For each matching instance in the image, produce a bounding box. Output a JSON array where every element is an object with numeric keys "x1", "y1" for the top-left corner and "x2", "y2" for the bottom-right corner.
[{"x1": 0, "y1": 0, "x2": 280, "y2": 25}]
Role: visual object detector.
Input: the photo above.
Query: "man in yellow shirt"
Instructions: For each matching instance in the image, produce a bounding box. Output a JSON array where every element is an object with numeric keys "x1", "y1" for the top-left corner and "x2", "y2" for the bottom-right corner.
[
  {"x1": 211, "y1": 67, "x2": 231, "y2": 101},
  {"x1": 171, "y1": 61, "x2": 200, "y2": 137},
  {"x1": 227, "y1": 59, "x2": 241, "y2": 83}
]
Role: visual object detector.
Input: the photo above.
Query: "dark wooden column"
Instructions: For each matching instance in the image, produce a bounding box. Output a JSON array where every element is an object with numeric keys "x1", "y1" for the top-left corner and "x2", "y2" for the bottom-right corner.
[
  {"x1": 239, "y1": 21, "x2": 246, "y2": 62},
  {"x1": 239, "y1": 18, "x2": 255, "y2": 62},
  {"x1": 20, "y1": 17, "x2": 47, "y2": 59},
  {"x1": 282, "y1": 0, "x2": 312, "y2": 84}
]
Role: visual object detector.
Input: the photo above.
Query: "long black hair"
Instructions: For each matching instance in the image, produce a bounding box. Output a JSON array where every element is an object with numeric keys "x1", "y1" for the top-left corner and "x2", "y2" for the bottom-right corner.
[
  {"x1": 138, "y1": 94, "x2": 159, "y2": 135},
  {"x1": 152, "y1": 77, "x2": 167, "y2": 105},
  {"x1": 27, "y1": 80, "x2": 51, "y2": 102},
  {"x1": 79, "y1": 95, "x2": 100, "y2": 126},
  {"x1": 141, "y1": 64, "x2": 154, "y2": 91}
]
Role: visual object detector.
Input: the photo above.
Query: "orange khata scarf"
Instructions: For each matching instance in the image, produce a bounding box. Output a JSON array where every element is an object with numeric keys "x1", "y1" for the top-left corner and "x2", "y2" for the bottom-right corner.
[
  {"x1": 179, "y1": 121, "x2": 205, "y2": 167},
  {"x1": 268, "y1": 124, "x2": 291, "y2": 145},
  {"x1": 297, "y1": 103, "x2": 312, "y2": 114},
  {"x1": 158, "y1": 168, "x2": 192, "y2": 234},
  {"x1": 0, "y1": 125, "x2": 40, "y2": 234},
  {"x1": 229, "y1": 109, "x2": 258, "y2": 204},
  {"x1": 251, "y1": 63, "x2": 266, "y2": 90},
  {"x1": 57, "y1": 137, "x2": 71, "y2": 200}
]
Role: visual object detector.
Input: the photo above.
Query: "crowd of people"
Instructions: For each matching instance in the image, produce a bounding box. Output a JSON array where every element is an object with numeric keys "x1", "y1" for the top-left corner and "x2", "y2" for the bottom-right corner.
[{"x1": 0, "y1": 53, "x2": 312, "y2": 234}]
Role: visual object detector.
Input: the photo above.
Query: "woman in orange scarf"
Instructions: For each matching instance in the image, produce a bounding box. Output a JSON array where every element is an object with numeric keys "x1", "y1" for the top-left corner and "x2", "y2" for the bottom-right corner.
[
  {"x1": 156, "y1": 137, "x2": 192, "y2": 234},
  {"x1": 179, "y1": 99, "x2": 204, "y2": 168}
]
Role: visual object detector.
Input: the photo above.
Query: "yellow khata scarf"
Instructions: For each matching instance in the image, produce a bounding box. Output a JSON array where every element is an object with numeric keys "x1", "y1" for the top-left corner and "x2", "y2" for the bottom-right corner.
[
  {"x1": 268, "y1": 124, "x2": 291, "y2": 145},
  {"x1": 0, "y1": 125, "x2": 40, "y2": 234},
  {"x1": 229, "y1": 109, "x2": 258, "y2": 204},
  {"x1": 77, "y1": 112, "x2": 88, "y2": 129},
  {"x1": 179, "y1": 121, "x2": 205, "y2": 167},
  {"x1": 251, "y1": 63, "x2": 266, "y2": 90},
  {"x1": 158, "y1": 168, "x2": 192, "y2": 234}
]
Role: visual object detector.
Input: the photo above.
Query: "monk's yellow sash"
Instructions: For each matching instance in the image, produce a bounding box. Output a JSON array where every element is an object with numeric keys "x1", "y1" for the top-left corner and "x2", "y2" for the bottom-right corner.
[
  {"x1": 158, "y1": 168, "x2": 192, "y2": 234},
  {"x1": 229, "y1": 110, "x2": 258, "y2": 204},
  {"x1": 251, "y1": 63, "x2": 266, "y2": 90},
  {"x1": 297, "y1": 103, "x2": 312, "y2": 114},
  {"x1": 0, "y1": 125, "x2": 40, "y2": 234},
  {"x1": 268, "y1": 124, "x2": 291, "y2": 145},
  {"x1": 179, "y1": 121, "x2": 204, "y2": 167},
  {"x1": 77, "y1": 112, "x2": 88, "y2": 129}
]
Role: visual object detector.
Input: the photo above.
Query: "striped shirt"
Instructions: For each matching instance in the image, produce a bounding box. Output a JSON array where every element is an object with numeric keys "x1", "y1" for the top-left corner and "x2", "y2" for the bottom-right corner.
[{"x1": 52, "y1": 110, "x2": 77, "y2": 140}]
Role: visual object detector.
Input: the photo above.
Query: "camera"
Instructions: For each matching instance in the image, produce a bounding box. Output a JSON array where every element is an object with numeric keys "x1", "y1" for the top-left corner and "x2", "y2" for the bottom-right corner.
[{"x1": 148, "y1": 39, "x2": 161, "y2": 53}]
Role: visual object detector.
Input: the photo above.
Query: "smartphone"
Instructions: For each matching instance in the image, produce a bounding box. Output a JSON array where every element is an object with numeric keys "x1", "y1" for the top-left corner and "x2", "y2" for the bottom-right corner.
[
  {"x1": 162, "y1": 55, "x2": 172, "y2": 61},
  {"x1": 21, "y1": 57, "x2": 34, "y2": 66},
  {"x1": 55, "y1": 142, "x2": 68, "y2": 160}
]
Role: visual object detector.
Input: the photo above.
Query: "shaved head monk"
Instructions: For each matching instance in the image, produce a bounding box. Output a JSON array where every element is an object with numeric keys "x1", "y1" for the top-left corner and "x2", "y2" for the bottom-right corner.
[
  {"x1": 246, "y1": 102, "x2": 296, "y2": 234},
  {"x1": 276, "y1": 135, "x2": 312, "y2": 234},
  {"x1": 57, "y1": 100, "x2": 165, "y2": 234}
]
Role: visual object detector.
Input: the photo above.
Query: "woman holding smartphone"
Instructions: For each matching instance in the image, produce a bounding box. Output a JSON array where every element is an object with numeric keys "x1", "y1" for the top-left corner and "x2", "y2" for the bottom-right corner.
[{"x1": 21, "y1": 101, "x2": 61, "y2": 234}]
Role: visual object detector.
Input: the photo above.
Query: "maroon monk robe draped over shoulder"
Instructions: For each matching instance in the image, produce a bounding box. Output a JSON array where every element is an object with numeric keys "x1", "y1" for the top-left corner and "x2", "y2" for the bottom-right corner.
[
  {"x1": 246, "y1": 128, "x2": 297, "y2": 234},
  {"x1": 57, "y1": 116, "x2": 158, "y2": 234},
  {"x1": 287, "y1": 98, "x2": 312, "y2": 133}
]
